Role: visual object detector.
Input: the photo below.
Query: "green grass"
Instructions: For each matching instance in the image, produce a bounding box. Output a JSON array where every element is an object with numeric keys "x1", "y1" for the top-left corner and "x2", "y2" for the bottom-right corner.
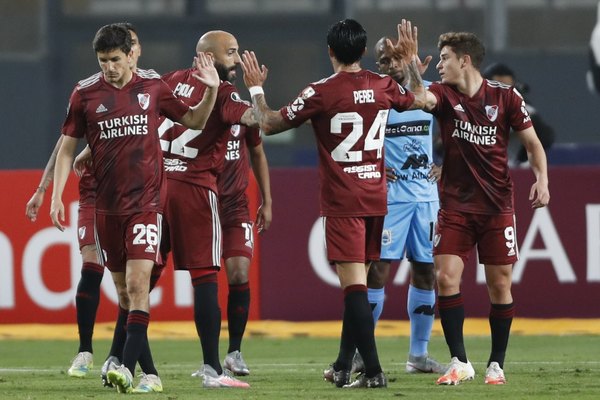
[{"x1": 1, "y1": 335, "x2": 599, "y2": 399}]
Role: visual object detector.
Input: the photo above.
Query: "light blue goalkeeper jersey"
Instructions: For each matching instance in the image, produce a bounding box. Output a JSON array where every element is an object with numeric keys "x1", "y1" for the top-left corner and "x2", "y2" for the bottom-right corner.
[{"x1": 384, "y1": 81, "x2": 438, "y2": 204}]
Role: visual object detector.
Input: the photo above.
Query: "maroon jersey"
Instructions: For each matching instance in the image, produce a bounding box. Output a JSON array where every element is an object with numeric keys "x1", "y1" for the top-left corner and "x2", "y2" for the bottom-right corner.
[
  {"x1": 62, "y1": 69, "x2": 189, "y2": 215},
  {"x1": 217, "y1": 125, "x2": 261, "y2": 224},
  {"x1": 428, "y1": 79, "x2": 533, "y2": 214},
  {"x1": 78, "y1": 169, "x2": 96, "y2": 207},
  {"x1": 281, "y1": 70, "x2": 415, "y2": 217},
  {"x1": 159, "y1": 70, "x2": 252, "y2": 193}
]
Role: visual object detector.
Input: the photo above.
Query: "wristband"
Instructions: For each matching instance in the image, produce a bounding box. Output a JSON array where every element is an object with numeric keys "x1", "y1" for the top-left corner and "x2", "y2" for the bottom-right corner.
[{"x1": 248, "y1": 86, "x2": 264, "y2": 97}]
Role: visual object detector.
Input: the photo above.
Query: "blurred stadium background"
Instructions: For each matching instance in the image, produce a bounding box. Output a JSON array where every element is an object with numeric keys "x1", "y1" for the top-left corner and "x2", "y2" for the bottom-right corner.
[{"x1": 1, "y1": 0, "x2": 600, "y2": 168}]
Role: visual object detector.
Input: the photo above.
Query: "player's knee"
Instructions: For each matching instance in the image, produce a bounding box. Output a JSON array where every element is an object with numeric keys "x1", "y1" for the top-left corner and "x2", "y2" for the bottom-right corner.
[{"x1": 411, "y1": 262, "x2": 435, "y2": 290}]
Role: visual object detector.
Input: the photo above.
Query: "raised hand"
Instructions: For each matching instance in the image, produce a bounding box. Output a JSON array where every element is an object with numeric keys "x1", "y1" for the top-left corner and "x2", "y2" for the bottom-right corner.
[
  {"x1": 387, "y1": 19, "x2": 419, "y2": 65},
  {"x1": 241, "y1": 50, "x2": 269, "y2": 89},
  {"x1": 192, "y1": 52, "x2": 220, "y2": 88}
]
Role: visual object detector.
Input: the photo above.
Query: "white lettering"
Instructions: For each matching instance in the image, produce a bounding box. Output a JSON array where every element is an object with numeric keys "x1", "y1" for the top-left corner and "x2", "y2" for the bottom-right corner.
[
  {"x1": 0, "y1": 232, "x2": 14, "y2": 308},
  {"x1": 586, "y1": 204, "x2": 600, "y2": 281},
  {"x1": 513, "y1": 208, "x2": 576, "y2": 283},
  {"x1": 353, "y1": 89, "x2": 375, "y2": 104}
]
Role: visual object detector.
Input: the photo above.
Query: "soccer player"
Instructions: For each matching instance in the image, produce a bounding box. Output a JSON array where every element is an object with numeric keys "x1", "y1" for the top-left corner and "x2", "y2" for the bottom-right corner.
[
  {"x1": 25, "y1": 23, "x2": 152, "y2": 384},
  {"x1": 218, "y1": 127, "x2": 272, "y2": 376},
  {"x1": 392, "y1": 20, "x2": 550, "y2": 385},
  {"x1": 240, "y1": 19, "x2": 416, "y2": 388},
  {"x1": 159, "y1": 30, "x2": 257, "y2": 389},
  {"x1": 50, "y1": 23, "x2": 219, "y2": 393},
  {"x1": 357, "y1": 36, "x2": 444, "y2": 375}
]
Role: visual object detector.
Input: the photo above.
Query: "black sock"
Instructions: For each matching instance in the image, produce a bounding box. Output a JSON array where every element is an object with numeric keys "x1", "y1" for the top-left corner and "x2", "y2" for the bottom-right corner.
[
  {"x1": 488, "y1": 303, "x2": 515, "y2": 369},
  {"x1": 227, "y1": 282, "x2": 250, "y2": 353},
  {"x1": 334, "y1": 301, "x2": 357, "y2": 372},
  {"x1": 438, "y1": 293, "x2": 467, "y2": 363},
  {"x1": 344, "y1": 285, "x2": 381, "y2": 378},
  {"x1": 192, "y1": 273, "x2": 222, "y2": 375},
  {"x1": 76, "y1": 262, "x2": 104, "y2": 353},
  {"x1": 122, "y1": 310, "x2": 149, "y2": 375},
  {"x1": 138, "y1": 335, "x2": 158, "y2": 376},
  {"x1": 108, "y1": 306, "x2": 128, "y2": 360}
]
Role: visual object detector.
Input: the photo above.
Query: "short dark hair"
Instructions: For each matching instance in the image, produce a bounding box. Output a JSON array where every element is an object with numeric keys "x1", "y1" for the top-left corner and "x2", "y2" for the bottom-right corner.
[
  {"x1": 482, "y1": 63, "x2": 514, "y2": 79},
  {"x1": 438, "y1": 32, "x2": 485, "y2": 69},
  {"x1": 116, "y1": 22, "x2": 137, "y2": 35},
  {"x1": 327, "y1": 19, "x2": 367, "y2": 65},
  {"x1": 93, "y1": 24, "x2": 132, "y2": 54}
]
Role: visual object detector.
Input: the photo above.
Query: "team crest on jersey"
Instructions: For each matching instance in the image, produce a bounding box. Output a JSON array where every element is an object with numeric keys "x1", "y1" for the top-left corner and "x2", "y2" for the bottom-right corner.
[
  {"x1": 485, "y1": 105, "x2": 498, "y2": 122},
  {"x1": 137, "y1": 93, "x2": 150, "y2": 110},
  {"x1": 231, "y1": 124, "x2": 241, "y2": 137}
]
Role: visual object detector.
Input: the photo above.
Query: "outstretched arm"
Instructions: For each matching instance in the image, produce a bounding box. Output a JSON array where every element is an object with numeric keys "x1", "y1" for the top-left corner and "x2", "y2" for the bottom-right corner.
[
  {"x1": 179, "y1": 52, "x2": 220, "y2": 130},
  {"x1": 241, "y1": 50, "x2": 293, "y2": 135},
  {"x1": 26, "y1": 135, "x2": 63, "y2": 221}
]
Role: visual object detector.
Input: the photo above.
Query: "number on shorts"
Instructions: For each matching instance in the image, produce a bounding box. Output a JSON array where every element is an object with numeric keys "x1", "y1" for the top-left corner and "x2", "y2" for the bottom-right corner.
[
  {"x1": 330, "y1": 110, "x2": 388, "y2": 162},
  {"x1": 504, "y1": 226, "x2": 515, "y2": 251},
  {"x1": 133, "y1": 224, "x2": 159, "y2": 246}
]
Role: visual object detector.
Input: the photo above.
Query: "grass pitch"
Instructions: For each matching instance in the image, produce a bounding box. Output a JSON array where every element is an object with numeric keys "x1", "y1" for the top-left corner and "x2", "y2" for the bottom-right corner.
[{"x1": 1, "y1": 335, "x2": 599, "y2": 399}]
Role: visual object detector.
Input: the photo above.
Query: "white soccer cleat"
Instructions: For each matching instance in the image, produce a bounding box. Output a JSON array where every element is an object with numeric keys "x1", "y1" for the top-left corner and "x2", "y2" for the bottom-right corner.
[
  {"x1": 223, "y1": 350, "x2": 250, "y2": 376},
  {"x1": 435, "y1": 357, "x2": 475, "y2": 385},
  {"x1": 406, "y1": 354, "x2": 446, "y2": 374},
  {"x1": 192, "y1": 364, "x2": 250, "y2": 388},
  {"x1": 484, "y1": 361, "x2": 506, "y2": 385},
  {"x1": 133, "y1": 373, "x2": 163, "y2": 393},
  {"x1": 100, "y1": 355, "x2": 120, "y2": 387},
  {"x1": 107, "y1": 364, "x2": 134, "y2": 393},
  {"x1": 67, "y1": 351, "x2": 93, "y2": 378}
]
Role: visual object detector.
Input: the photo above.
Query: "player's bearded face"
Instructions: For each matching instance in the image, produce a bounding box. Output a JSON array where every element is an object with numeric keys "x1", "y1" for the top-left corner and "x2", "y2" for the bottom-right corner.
[{"x1": 215, "y1": 61, "x2": 237, "y2": 83}]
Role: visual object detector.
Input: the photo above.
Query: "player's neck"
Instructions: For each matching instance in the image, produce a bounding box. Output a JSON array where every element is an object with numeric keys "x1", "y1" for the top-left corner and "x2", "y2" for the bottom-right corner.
[
  {"x1": 108, "y1": 69, "x2": 134, "y2": 89},
  {"x1": 336, "y1": 63, "x2": 361, "y2": 74},
  {"x1": 456, "y1": 71, "x2": 483, "y2": 98}
]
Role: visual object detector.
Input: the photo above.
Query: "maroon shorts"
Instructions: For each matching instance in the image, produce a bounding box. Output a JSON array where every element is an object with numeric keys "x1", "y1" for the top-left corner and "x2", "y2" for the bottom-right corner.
[
  {"x1": 164, "y1": 180, "x2": 221, "y2": 269},
  {"x1": 94, "y1": 211, "x2": 163, "y2": 273},
  {"x1": 433, "y1": 208, "x2": 519, "y2": 265},
  {"x1": 77, "y1": 205, "x2": 96, "y2": 249},
  {"x1": 222, "y1": 222, "x2": 254, "y2": 260},
  {"x1": 324, "y1": 215, "x2": 384, "y2": 264}
]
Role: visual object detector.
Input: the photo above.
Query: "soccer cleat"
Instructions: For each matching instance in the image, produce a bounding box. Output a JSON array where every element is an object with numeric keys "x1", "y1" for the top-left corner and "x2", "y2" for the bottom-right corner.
[
  {"x1": 133, "y1": 373, "x2": 163, "y2": 393},
  {"x1": 484, "y1": 362, "x2": 506, "y2": 385},
  {"x1": 67, "y1": 351, "x2": 93, "y2": 378},
  {"x1": 343, "y1": 371, "x2": 388, "y2": 388},
  {"x1": 436, "y1": 357, "x2": 475, "y2": 385},
  {"x1": 323, "y1": 364, "x2": 351, "y2": 388},
  {"x1": 223, "y1": 350, "x2": 250, "y2": 376},
  {"x1": 107, "y1": 364, "x2": 134, "y2": 394},
  {"x1": 192, "y1": 364, "x2": 250, "y2": 388},
  {"x1": 351, "y1": 352, "x2": 365, "y2": 374},
  {"x1": 406, "y1": 354, "x2": 446, "y2": 374},
  {"x1": 101, "y1": 356, "x2": 120, "y2": 388}
]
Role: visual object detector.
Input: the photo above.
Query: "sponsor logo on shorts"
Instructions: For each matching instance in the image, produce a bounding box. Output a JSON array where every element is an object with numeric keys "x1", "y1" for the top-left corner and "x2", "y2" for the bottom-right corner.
[
  {"x1": 381, "y1": 229, "x2": 392, "y2": 246},
  {"x1": 245, "y1": 240, "x2": 253, "y2": 248},
  {"x1": 507, "y1": 247, "x2": 516, "y2": 257},
  {"x1": 78, "y1": 226, "x2": 86, "y2": 240},
  {"x1": 433, "y1": 233, "x2": 441, "y2": 247},
  {"x1": 145, "y1": 244, "x2": 155, "y2": 253}
]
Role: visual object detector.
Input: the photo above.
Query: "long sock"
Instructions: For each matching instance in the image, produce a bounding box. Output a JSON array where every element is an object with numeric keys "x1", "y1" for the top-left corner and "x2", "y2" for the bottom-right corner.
[
  {"x1": 367, "y1": 287, "x2": 385, "y2": 325},
  {"x1": 122, "y1": 310, "x2": 149, "y2": 375},
  {"x1": 408, "y1": 285, "x2": 436, "y2": 357},
  {"x1": 75, "y1": 262, "x2": 104, "y2": 353},
  {"x1": 345, "y1": 285, "x2": 382, "y2": 378},
  {"x1": 108, "y1": 306, "x2": 128, "y2": 360},
  {"x1": 438, "y1": 293, "x2": 467, "y2": 363},
  {"x1": 488, "y1": 303, "x2": 515, "y2": 369},
  {"x1": 227, "y1": 282, "x2": 250, "y2": 353},
  {"x1": 333, "y1": 300, "x2": 357, "y2": 372},
  {"x1": 192, "y1": 273, "x2": 222, "y2": 375},
  {"x1": 138, "y1": 335, "x2": 158, "y2": 375}
]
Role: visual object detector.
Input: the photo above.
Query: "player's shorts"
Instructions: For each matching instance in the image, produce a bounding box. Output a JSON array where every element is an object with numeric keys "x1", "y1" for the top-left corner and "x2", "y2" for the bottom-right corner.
[
  {"x1": 323, "y1": 215, "x2": 384, "y2": 264},
  {"x1": 433, "y1": 208, "x2": 519, "y2": 265},
  {"x1": 94, "y1": 211, "x2": 163, "y2": 273},
  {"x1": 77, "y1": 205, "x2": 96, "y2": 249},
  {"x1": 222, "y1": 222, "x2": 254, "y2": 260},
  {"x1": 381, "y1": 201, "x2": 439, "y2": 263},
  {"x1": 164, "y1": 179, "x2": 221, "y2": 270}
]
